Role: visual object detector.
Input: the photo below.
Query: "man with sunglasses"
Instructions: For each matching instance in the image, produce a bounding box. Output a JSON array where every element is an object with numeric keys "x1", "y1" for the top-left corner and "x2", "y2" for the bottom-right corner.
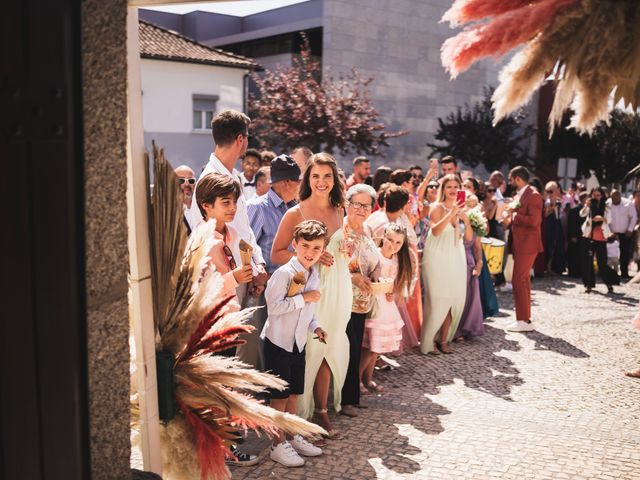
[{"x1": 175, "y1": 165, "x2": 196, "y2": 234}]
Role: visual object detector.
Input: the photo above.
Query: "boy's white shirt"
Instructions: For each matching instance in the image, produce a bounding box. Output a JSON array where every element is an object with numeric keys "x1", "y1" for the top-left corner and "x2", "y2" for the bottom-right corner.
[{"x1": 261, "y1": 256, "x2": 320, "y2": 352}]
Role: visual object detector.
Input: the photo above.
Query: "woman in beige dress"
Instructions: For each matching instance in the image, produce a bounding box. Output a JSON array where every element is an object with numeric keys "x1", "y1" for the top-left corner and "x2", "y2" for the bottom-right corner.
[{"x1": 271, "y1": 153, "x2": 351, "y2": 439}]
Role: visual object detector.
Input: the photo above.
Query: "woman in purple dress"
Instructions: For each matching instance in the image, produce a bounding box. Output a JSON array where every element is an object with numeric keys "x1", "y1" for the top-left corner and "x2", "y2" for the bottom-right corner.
[{"x1": 456, "y1": 231, "x2": 485, "y2": 339}]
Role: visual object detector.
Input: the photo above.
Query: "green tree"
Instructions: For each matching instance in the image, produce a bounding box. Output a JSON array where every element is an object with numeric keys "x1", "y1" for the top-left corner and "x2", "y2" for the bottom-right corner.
[{"x1": 427, "y1": 87, "x2": 535, "y2": 171}]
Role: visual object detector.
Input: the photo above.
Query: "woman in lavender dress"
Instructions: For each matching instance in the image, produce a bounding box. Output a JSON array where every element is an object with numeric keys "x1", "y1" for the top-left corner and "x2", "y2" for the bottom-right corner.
[{"x1": 456, "y1": 230, "x2": 485, "y2": 339}]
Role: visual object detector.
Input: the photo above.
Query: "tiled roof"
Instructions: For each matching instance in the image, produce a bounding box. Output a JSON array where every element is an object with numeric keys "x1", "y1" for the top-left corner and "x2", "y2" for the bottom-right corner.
[{"x1": 139, "y1": 20, "x2": 259, "y2": 70}]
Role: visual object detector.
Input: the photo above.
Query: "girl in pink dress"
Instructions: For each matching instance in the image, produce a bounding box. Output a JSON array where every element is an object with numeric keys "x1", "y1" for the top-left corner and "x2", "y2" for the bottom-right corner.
[{"x1": 360, "y1": 223, "x2": 413, "y2": 393}]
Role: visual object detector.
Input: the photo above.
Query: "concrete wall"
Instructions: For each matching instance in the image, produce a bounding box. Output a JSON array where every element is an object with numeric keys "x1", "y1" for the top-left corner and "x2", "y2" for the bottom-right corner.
[
  {"x1": 81, "y1": 0, "x2": 131, "y2": 478},
  {"x1": 322, "y1": 0, "x2": 504, "y2": 171},
  {"x1": 141, "y1": 58, "x2": 247, "y2": 173}
]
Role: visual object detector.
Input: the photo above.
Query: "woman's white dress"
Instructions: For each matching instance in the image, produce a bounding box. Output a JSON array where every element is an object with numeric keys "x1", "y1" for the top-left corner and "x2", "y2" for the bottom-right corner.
[{"x1": 420, "y1": 222, "x2": 467, "y2": 353}]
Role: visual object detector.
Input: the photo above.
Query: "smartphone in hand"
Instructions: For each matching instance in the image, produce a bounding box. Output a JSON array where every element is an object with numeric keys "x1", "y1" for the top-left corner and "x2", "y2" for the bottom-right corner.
[{"x1": 456, "y1": 189, "x2": 467, "y2": 207}]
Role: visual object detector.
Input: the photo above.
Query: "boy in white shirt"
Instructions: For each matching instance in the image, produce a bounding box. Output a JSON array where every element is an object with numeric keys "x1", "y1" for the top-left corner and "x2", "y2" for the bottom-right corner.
[{"x1": 261, "y1": 220, "x2": 328, "y2": 467}]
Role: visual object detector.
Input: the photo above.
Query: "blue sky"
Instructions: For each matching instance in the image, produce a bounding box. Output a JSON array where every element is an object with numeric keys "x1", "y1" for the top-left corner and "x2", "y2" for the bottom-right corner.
[{"x1": 146, "y1": 0, "x2": 309, "y2": 17}]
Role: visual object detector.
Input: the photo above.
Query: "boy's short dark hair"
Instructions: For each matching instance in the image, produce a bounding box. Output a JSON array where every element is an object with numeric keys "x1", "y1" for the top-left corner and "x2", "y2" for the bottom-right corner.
[
  {"x1": 211, "y1": 110, "x2": 250, "y2": 147},
  {"x1": 293, "y1": 220, "x2": 329, "y2": 245},
  {"x1": 195, "y1": 173, "x2": 240, "y2": 219},
  {"x1": 384, "y1": 185, "x2": 410, "y2": 213},
  {"x1": 244, "y1": 148, "x2": 262, "y2": 163},
  {"x1": 440, "y1": 155, "x2": 457, "y2": 166}
]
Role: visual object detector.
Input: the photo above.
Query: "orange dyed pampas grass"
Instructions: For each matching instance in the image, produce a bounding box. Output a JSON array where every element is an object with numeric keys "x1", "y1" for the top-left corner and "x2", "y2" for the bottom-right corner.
[{"x1": 441, "y1": 0, "x2": 640, "y2": 134}]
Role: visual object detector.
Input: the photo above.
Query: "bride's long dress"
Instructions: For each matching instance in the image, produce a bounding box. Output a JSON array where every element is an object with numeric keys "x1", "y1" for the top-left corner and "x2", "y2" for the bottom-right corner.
[
  {"x1": 420, "y1": 222, "x2": 467, "y2": 353},
  {"x1": 298, "y1": 228, "x2": 352, "y2": 418}
]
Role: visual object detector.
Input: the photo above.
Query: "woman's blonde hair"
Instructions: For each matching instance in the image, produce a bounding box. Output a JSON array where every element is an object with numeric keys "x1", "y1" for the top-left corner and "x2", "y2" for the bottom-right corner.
[{"x1": 437, "y1": 174, "x2": 461, "y2": 203}]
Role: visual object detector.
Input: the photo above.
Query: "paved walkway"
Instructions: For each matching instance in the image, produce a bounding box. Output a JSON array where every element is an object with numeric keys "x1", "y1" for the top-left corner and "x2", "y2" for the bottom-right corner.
[{"x1": 230, "y1": 276, "x2": 640, "y2": 479}]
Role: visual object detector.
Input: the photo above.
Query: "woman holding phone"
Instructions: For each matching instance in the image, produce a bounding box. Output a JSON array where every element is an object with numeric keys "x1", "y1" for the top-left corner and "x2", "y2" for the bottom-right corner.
[{"x1": 420, "y1": 174, "x2": 472, "y2": 355}]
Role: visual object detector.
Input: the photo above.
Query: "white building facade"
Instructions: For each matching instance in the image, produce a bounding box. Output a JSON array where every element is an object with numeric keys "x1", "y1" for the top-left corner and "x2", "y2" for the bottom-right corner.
[{"x1": 139, "y1": 20, "x2": 258, "y2": 173}]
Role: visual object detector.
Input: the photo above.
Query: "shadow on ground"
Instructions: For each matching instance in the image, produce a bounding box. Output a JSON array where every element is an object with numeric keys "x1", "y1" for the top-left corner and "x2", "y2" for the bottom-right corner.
[
  {"x1": 383, "y1": 324, "x2": 523, "y2": 402},
  {"x1": 524, "y1": 331, "x2": 589, "y2": 358}
]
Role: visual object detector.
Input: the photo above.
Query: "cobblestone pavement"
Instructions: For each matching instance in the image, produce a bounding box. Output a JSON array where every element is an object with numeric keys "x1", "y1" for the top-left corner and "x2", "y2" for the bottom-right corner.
[{"x1": 230, "y1": 276, "x2": 640, "y2": 480}]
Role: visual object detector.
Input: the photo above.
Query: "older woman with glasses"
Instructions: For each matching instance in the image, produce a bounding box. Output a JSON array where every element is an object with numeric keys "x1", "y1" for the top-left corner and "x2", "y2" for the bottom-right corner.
[{"x1": 340, "y1": 184, "x2": 381, "y2": 417}]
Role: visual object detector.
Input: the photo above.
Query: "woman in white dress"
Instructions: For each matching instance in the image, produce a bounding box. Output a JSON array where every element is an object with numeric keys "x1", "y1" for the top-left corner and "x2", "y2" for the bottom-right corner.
[
  {"x1": 271, "y1": 153, "x2": 351, "y2": 439},
  {"x1": 421, "y1": 174, "x2": 472, "y2": 355}
]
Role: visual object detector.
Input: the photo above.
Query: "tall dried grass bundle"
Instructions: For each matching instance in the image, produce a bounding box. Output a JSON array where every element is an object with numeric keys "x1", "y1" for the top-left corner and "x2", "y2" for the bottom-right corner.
[
  {"x1": 441, "y1": 0, "x2": 640, "y2": 134},
  {"x1": 442, "y1": 0, "x2": 577, "y2": 79},
  {"x1": 144, "y1": 144, "x2": 325, "y2": 480},
  {"x1": 146, "y1": 141, "x2": 189, "y2": 343}
]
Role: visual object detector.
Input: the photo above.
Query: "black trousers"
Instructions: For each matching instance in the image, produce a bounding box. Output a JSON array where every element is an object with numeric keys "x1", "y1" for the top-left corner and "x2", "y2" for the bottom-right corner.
[
  {"x1": 617, "y1": 233, "x2": 632, "y2": 277},
  {"x1": 341, "y1": 312, "x2": 367, "y2": 406},
  {"x1": 581, "y1": 239, "x2": 617, "y2": 288},
  {"x1": 566, "y1": 239, "x2": 582, "y2": 278}
]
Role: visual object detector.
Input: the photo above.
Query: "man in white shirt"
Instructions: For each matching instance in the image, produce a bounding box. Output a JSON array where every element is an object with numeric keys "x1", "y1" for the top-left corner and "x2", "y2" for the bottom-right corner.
[
  {"x1": 187, "y1": 110, "x2": 268, "y2": 299},
  {"x1": 187, "y1": 109, "x2": 267, "y2": 467},
  {"x1": 607, "y1": 189, "x2": 638, "y2": 278}
]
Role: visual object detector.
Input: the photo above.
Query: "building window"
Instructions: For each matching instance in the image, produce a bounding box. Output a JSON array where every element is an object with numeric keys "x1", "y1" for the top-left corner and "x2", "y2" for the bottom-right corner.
[{"x1": 192, "y1": 95, "x2": 219, "y2": 131}]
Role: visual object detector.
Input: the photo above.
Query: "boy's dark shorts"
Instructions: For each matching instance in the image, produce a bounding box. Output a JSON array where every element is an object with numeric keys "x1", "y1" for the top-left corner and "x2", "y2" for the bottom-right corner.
[{"x1": 263, "y1": 338, "x2": 306, "y2": 399}]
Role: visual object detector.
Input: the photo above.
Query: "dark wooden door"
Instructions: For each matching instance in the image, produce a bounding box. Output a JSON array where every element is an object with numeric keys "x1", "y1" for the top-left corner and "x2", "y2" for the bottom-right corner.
[{"x1": 1, "y1": 0, "x2": 90, "y2": 478}]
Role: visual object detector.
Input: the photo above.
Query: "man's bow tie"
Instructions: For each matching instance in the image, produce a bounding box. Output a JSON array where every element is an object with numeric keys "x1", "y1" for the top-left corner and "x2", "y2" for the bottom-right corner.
[{"x1": 244, "y1": 182, "x2": 255, "y2": 187}]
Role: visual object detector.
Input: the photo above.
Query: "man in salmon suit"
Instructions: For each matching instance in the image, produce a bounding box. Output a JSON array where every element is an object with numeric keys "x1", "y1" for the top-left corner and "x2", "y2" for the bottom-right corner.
[{"x1": 503, "y1": 166, "x2": 544, "y2": 332}]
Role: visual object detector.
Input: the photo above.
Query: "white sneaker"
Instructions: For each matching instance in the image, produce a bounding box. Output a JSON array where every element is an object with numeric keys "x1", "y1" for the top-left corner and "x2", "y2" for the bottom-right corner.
[
  {"x1": 499, "y1": 283, "x2": 513, "y2": 292},
  {"x1": 506, "y1": 320, "x2": 535, "y2": 332},
  {"x1": 290, "y1": 435, "x2": 323, "y2": 457},
  {"x1": 270, "y1": 441, "x2": 305, "y2": 467}
]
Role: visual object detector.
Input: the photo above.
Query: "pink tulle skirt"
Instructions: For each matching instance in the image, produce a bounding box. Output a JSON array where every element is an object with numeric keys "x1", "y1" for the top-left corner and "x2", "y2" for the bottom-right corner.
[{"x1": 363, "y1": 294, "x2": 405, "y2": 354}]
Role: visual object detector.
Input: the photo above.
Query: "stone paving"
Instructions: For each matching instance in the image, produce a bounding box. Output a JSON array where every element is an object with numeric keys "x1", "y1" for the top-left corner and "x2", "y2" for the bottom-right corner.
[{"x1": 229, "y1": 275, "x2": 640, "y2": 480}]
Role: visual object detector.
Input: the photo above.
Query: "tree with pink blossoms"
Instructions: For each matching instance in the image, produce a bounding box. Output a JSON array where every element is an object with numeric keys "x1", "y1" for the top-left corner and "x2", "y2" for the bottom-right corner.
[{"x1": 249, "y1": 34, "x2": 406, "y2": 156}]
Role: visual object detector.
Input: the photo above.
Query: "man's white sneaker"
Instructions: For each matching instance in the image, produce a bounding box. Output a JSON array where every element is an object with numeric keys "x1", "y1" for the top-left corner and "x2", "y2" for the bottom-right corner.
[
  {"x1": 270, "y1": 441, "x2": 305, "y2": 467},
  {"x1": 506, "y1": 320, "x2": 535, "y2": 332},
  {"x1": 290, "y1": 435, "x2": 323, "y2": 457},
  {"x1": 499, "y1": 283, "x2": 513, "y2": 292}
]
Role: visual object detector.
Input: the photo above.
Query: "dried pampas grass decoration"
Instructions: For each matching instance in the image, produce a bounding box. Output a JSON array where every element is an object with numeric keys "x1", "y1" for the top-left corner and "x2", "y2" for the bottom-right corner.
[
  {"x1": 441, "y1": 0, "x2": 640, "y2": 134},
  {"x1": 143, "y1": 144, "x2": 326, "y2": 480}
]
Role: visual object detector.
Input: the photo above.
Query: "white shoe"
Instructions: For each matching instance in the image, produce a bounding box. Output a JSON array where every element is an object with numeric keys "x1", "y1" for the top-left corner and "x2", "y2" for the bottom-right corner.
[
  {"x1": 506, "y1": 320, "x2": 535, "y2": 332},
  {"x1": 290, "y1": 435, "x2": 323, "y2": 457},
  {"x1": 499, "y1": 283, "x2": 513, "y2": 292},
  {"x1": 270, "y1": 441, "x2": 305, "y2": 467}
]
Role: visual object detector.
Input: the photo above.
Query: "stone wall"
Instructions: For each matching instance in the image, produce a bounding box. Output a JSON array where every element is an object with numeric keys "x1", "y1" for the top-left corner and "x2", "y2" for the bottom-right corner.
[
  {"x1": 322, "y1": 0, "x2": 504, "y2": 170},
  {"x1": 82, "y1": 0, "x2": 131, "y2": 478}
]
